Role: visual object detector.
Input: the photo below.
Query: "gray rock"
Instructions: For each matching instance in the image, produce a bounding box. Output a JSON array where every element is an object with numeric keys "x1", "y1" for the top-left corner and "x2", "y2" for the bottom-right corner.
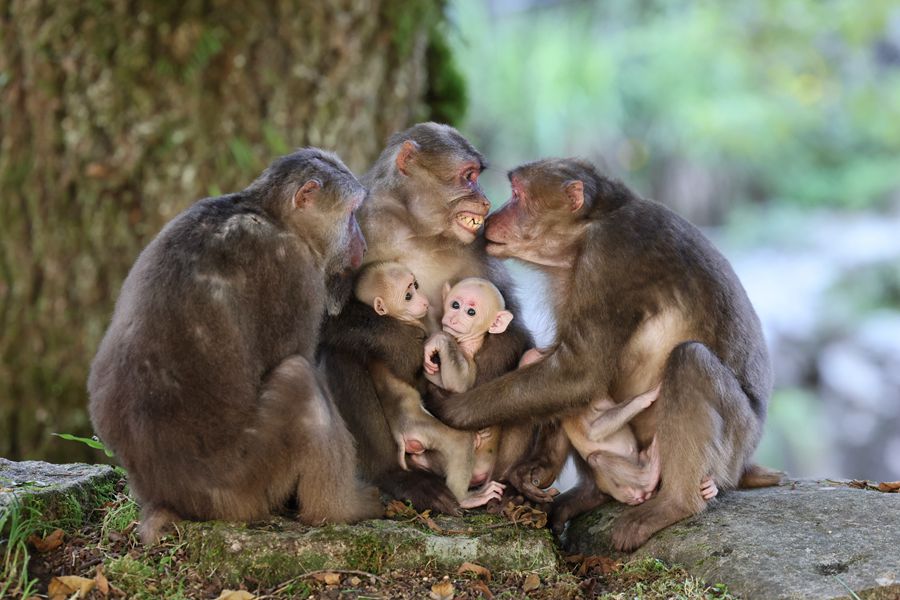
[
  {"x1": 0, "y1": 458, "x2": 120, "y2": 523},
  {"x1": 563, "y1": 480, "x2": 900, "y2": 599}
]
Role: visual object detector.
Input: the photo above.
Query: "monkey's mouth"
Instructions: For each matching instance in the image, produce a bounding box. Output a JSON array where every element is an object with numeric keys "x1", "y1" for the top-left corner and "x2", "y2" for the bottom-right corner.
[{"x1": 454, "y1": 212, "x2": 485, "y2": 234}]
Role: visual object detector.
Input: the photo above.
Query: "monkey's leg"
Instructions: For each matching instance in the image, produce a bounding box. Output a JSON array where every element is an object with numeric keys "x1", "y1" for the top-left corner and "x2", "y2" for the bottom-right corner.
[
  {"x1": 550, "y1": 454, "x2": 611, "y2": 535},
  {"x1": 260, "y1": 356, "x2": 382, "y2": 525},
  {"x1": 610, "y1": 342, "x2": 763, "y2": 552}
]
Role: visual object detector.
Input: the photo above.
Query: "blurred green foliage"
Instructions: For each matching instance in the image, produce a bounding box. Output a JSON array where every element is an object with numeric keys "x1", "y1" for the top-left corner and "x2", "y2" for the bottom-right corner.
[{"x1": 450, "y1": 0, "x2": 900, "y2": 213}]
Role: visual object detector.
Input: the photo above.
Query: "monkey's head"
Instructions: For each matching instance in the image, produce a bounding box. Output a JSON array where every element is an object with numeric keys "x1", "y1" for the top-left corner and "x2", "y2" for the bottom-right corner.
[
  {"x1": 380, "y1": 122, "x2": 490, "y2": 244},
  {"x1": 440, "y1": 277, "x2": 513, "y2": 344},
  {"x1": 485, "y1": 158, "x2": 616, "y2": 268},
  {"x1": 354, "y1": 261, "x2": 429, "y2": 323},
  {"x1": 252, "y1": 148, "x2": 368, "y2": 273}
]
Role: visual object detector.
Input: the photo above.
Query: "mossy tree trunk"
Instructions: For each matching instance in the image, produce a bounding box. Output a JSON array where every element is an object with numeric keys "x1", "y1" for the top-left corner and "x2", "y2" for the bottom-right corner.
[{"x1": 0, "y1": 0, "x2": 464, "y2": 462}]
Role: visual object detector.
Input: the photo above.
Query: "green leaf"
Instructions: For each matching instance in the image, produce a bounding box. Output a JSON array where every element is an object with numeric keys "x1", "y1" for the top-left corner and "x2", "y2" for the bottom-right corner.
[{"x1": 52, "y1": 433, "x2": 114, "y2": 457}]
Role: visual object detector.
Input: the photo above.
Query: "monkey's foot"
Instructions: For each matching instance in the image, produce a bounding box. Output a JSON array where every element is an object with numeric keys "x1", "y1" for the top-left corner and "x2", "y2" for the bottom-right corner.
[
  {"x1": 700, "y1": 476, "x2": 718, "y2": 501},
  {"x1": 610, "y1": 498, "x2": 691, "y2": 552},
  {"x1": 460, "y1": 481, "x2": 506, "y2": 509}
]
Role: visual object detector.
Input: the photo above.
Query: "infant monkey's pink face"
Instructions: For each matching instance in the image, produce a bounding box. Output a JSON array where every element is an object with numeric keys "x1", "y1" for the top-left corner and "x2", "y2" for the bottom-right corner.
[
  {"x1": 441, "y1": 282, "x2": 494, "y2": 337},
  {"x1": 393, "y1": 270, "x2": 429, "y2": 320}
]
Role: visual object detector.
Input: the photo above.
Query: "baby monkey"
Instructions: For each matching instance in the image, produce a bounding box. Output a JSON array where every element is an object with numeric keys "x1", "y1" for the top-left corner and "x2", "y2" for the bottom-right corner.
[
  {"x1": 420, "y1": 278, "x2": 513, "y2": 488},
  {"x1": 355, "y1": 262, "x2": 504, "y2": 508},
  {"x1": 518, "y1": 349, "x2": 718, "y2": 506}
]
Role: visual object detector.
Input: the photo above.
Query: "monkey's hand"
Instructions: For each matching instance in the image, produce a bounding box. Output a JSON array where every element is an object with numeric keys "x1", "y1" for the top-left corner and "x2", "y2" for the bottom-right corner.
[
  {"x1": 634, "y1": 383, "x2": 662, "y2": 410},
  {"x1": 509, "y1": 460, "x2": 561, "y2": 504},
  {"x1": 423, "y1": 336, "x2": 443, "y2": 376}
]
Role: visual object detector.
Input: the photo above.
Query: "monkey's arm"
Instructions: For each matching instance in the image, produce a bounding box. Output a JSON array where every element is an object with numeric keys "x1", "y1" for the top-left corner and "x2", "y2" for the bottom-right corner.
[
  {"x1": 429, "y1": 338, "x2": 610, "y2": 430},
  {"x1": 321, "y1": 299, "x2": 425, "y2": 383},
  {"x1": 586, "y1": 386, "x2": 659, "y2": 442}
]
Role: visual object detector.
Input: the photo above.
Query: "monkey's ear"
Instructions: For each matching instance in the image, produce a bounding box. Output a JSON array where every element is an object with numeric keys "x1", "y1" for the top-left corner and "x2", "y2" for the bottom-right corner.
[
  {"x1": 564, "y1": 180, "x2": 584, "y2": 212},
  {"x1": 373, "y1": 297, "x2": 388, "y2": 316},
  {"x1": 441, "y1": 281, "x2": 451, "y2": 303},
  {"x1": 488, "y1": 310, "x2": 514, "y2": 334},
  {"x1": 293, "y1": 179, "x2": 322, "y2": 209},
  {"x1": 396, "y1": 140, "x2": 419, "y2": 176}
]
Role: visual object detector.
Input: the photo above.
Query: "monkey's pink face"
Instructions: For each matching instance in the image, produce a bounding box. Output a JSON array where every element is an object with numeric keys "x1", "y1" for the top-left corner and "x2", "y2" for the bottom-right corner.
[
  {"x1": 441, "y1": 283, "x2": 494, "y2": 338},
  {"x1": 449, "y1": 162, "x2": 491, "y2": 243},
  {"x1": 485, "y1": 177, "x2": 576, "y2": 268}
]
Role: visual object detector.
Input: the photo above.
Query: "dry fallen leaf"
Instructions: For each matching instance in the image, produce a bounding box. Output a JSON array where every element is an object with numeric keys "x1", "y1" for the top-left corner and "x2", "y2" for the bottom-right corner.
[
  {"x1": 522, "y1": 573, "x2": 541, "y2": 592},
  {"x1": 94, "y1": 565, "x2": 110, "y2": 596},
  {"x1": 470, "y1": 579, "x2": 494, "y2": 598},
  {"x1": 385, "y1": 499, "x2": 417, "y2": 518},
  {"x1": 578, "y1": 555, "x2": 623, "y2": 576},
  {"x1": 214, "y1": 590, "x2": 255, "y2": 600},
  {"x1": 877, "y1": 481, "x2": 900, "y2": 493},
  {"x1": 323, "y1": 572, "x2": 341, "y2": 586},
  {"x1": 458, "y1": 561, "x2": 492, "y2": 581},
  {"x1": 430, "y1": 579, "x2": 455, "y2": 600},
  {"x1": 501, "y1": 502, "x2": 548, "y2": 528},
  {"x1": 28, "y1": 528, "x2": 64, "y2": 553},
  {"x1": 48, "y1": 575, "x2": 95, "y2": 599}
]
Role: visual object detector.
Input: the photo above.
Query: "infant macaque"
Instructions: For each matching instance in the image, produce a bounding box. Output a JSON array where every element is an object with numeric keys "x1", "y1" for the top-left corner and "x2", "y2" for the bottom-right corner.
[
  {"x1": 518, "y1": 349, "x2": 718, "y2": 505},
  {"x1": 419, "y1": 278, "x2": 513, "y2": 488},
  {"x1": 354, "y1": 262, "x2": 504, "y2": 509}
]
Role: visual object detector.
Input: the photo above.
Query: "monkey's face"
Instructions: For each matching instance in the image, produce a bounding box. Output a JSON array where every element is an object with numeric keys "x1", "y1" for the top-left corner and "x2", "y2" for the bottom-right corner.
[
  {"x1": 395, "y1": 128, "x2": 491, "y2": 244},
  {"x1": 441, "y1": 280, "x2": 512, "y2": 342},
  {"x1": 385, "y1": 270, "x2": 429, "y2": 321},
  {"x1": 485, "y1": 162, "x2": 588, "y2": 269},
  {"x1": 297, "y1": 175, "x2": 368, "y2": 273}
]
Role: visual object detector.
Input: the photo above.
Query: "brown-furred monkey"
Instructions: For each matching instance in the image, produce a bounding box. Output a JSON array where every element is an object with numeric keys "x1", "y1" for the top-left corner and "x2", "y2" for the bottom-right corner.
[
  {"x1": 428, "y1": 157, "x2": 778, "y2": 551},
  {"x1": 353, "y1": 262, "x2": 505, "y2": 509},
  {"x1": 89, "y1": 149, "x2": 381, "y2": 544},
  {"x1": 319, "y1": 122, "x2": 539, "y2": 515}
]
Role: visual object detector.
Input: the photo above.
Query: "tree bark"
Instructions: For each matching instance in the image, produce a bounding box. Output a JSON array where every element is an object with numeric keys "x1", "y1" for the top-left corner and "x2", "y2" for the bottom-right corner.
[{"x1": 0, "y1": 0, "x2": 462, "y2": 461}]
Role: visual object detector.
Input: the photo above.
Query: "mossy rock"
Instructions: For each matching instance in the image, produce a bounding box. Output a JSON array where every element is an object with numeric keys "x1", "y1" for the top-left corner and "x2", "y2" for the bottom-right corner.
[
  {"x1": 183, "y1": 513, "x2": 559, "y2": 587},
  {"x1": 0, "y1": 458, "x2": 120, "y2": 527}
]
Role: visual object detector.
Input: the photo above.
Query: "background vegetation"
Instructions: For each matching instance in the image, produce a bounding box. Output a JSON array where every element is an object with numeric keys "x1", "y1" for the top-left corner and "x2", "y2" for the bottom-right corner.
[
  {"x1": 2, "y1": 0, "x2": 898, "y2": 480},
  {"x1": 0, "y1": 0, "x2": 464, "y2": 463}
]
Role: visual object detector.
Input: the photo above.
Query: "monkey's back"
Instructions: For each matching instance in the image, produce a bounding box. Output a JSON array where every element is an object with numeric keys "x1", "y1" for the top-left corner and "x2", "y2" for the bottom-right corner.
[{"x1": 88, "y1": 195, "x2": 324, "y2": 488}]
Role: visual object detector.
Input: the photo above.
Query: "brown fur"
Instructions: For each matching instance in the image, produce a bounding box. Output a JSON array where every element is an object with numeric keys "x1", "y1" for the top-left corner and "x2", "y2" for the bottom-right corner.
[
  {"x1": 320, "y1": 123, "x2": 537, "y2": 512},
  {"x1": 427, "y1": 158, "x2": 774, "y2": 550},
  {"x1": 88, "y1": 149, "x2": 381, "y2": 544}
]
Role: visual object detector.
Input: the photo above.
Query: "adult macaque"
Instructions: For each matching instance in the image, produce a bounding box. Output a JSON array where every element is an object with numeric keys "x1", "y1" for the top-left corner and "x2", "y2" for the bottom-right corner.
[
  {"x1": 320, "y1": 123, "x2": 539, "y2": 514},
  {"x1": 352, "y1": 262, "x2": 504, "y2": 508},
  {"x1": 89, "y1": 149, "x2": 381, "y2": 543},
  {"x1": 428, "y1": 158, "x2": 778, "y2": 551}
]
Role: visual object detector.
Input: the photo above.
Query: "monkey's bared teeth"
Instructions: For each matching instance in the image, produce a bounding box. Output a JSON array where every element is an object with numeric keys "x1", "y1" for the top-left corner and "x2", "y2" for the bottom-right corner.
[{"x1": 456, "y1": 212, "x2": 484, "y2": 232}]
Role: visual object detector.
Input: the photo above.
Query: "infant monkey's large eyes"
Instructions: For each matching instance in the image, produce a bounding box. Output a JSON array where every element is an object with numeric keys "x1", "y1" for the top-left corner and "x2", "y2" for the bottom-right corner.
[
  {"x1": 414, "y1": 281, "x2": 419, "y2": 289},
  {"x1": 467, "y1": 308, "x2": 476, "y2": 316},
  {"x1": 405, "y1": 292, "x2": 413, "y2": 301},
  {"x1": 451, "y1": 301, "x2": 460, "y2": 309}
]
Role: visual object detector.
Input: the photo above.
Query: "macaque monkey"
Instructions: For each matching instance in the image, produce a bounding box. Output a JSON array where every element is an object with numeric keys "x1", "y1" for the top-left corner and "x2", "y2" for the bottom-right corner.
[
  {"x1": 321, "y1": 123, "x2": 540, "y2": 515},
  {"x1": 89, "y1": 149, "x2": 382, "y2": 544},
  {"x1": 428, "y1": 158, "x2": 780, "y2": 550},
  {"x1": 354, "y1": 263, "x2": 505, "y2": 509}
]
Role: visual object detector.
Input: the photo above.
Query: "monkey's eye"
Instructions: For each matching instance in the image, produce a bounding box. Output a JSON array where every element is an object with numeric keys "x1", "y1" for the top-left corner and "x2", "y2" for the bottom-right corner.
[
  {"x1": 414, "y1": 281, "x2": 419, "y2": 289},
  {"x1": 405, "y1": 292, "x2": 413, "y2": 301},
  {"x1": 467, "y1": 308, "x2": 476, "y2": 316},
  {"x1": 463, "y1": 169, "x2": 477, "y2": 183},
  {"x1": 451, "y1": 301, "x2": 460, "y2": 309}
]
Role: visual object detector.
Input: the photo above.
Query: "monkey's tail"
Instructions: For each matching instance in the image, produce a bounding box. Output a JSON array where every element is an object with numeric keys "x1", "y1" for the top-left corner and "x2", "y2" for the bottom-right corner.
[{"x1": 738, "y1": 463, "x2": 784, "y2": 489}]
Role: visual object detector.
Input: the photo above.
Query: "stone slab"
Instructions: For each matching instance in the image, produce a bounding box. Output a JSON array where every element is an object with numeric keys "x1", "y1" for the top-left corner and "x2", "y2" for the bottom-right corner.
[
  {"x1": 0, "y1": 458, "x2": 119, "y2": 523},
  {"x1": 563, "y1": 480, "x2": 900, "y2": 599}
]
